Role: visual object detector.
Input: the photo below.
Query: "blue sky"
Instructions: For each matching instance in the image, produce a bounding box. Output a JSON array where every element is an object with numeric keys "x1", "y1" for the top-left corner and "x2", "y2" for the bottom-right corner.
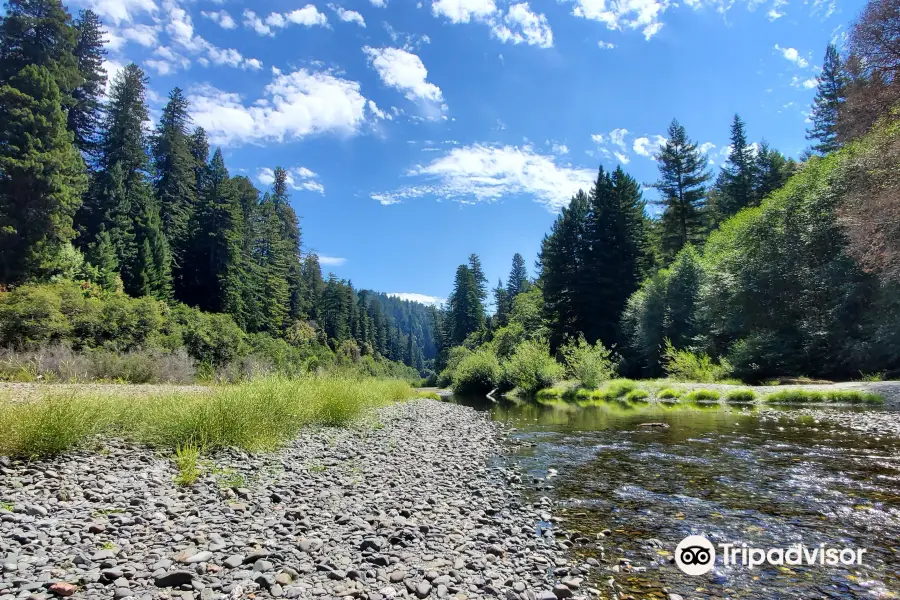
[{"x1": 75, "y1": 0, "x2": 861, "y2": 306}]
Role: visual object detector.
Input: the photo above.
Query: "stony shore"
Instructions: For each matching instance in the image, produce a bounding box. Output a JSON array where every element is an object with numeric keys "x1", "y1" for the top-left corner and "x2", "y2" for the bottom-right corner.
[{"x1": 0, "y1": 400, "x2": 593, "y2": 600}]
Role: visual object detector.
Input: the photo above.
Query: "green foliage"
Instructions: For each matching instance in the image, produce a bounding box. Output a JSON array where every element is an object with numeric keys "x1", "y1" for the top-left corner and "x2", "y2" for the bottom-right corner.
[
  {"x1": 174, "y1": 305, "x2": 247, "y2": 368},
  {"x1": 447, "y1": 263, "x2": 485, "y2": 345},
  {"x1": 559, "y1": 334, "x2": 617, "y2": 389},
  {"x1": 452, "y1": 349, "x2": 500, "y2": 394},
  {"x1": 624, "y1": 388, "x2": 650, "y2": 402},
  {"x1": 763, "y1": 389, "x2": 883, "y2": 404},
  {"x1": 500, "y1": 339, "x2": 563, "y2": 395},
  {"x1": 661, "y1": 339, "x2": 732, "y2": 383},
  {"x1": 724, "y1": 389, "x2": 757, "y2": 402},
  {"x1": 0, "y1": 64, "x2": 87, "y2": 284},
  {"x1": 682, "y1": 389, "x2": 721, "y2": 402},
  {"x1": 807, "y1": 44, "x2": 845, "y2": 155},
  {"x1": 657, "y1": 388, "x2": 681, "y2": 399},
  {"x1": 173, "y1": 443, "x2": 201, "y2": 486},
  {"x1": 0, "y1": 376, "x2": 416, "y2": 458}
]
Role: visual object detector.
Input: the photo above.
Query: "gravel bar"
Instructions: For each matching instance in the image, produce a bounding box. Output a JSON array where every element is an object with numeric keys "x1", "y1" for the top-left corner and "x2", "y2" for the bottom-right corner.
[{"x1": 0, "y1": 400, "x2": 590, "y2": 600}]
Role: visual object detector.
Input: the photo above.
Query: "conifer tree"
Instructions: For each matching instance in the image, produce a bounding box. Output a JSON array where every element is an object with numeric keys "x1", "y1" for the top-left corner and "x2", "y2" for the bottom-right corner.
[
  {"x1": 753, "y1": 141, "x2": 795, "y2": 201},
  {"x1": 448, "y1": 264, "x2": 485, "y2": 344},
  {"x1": 650, "y1": 119, "x2": 711, "y2": 261},
  {"x1": 271, "y1": 167, "x2": 306, "y2": 321},
  {"x1": 189, "y1": 127, "x2": 209, "y2": 193},
  {"x1": 0, "y1": 0, "x2": 80, "y2": 100},
  {"x1": 467, "y1": 253, "x2": 488, "y2": 307},
  {"x1": 807, "y1": 44, "x2": 846, "y2": 155},
  {"x1": 493, "y1": 278, "x2": 510, "y2": 328},
  {"x1": 506, "y1": 253, "x2": 529, "y2": 297},
  {"x1": 0, "y1": 65, "x2": 87, "y2": 283},
  {"x1": 717, "y1": 114, "x2": 758, "y2": 218},
  {"x1": 153, "y1": 87, "x2": 197, "y2": 296},
  {"x1": 69, "y1": 9, "x2": 106, "y2": 163}
]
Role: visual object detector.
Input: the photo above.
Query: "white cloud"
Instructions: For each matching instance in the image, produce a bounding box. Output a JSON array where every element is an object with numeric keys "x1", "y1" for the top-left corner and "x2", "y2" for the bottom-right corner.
[
  {"x1": 774, "y1": 44, "x2": 809, "y2": 68},
  {"x1": 370, "y1": 0, "x2": 387, "y2": 6},
  {"x1": 329, "y1": 5, "x2": 366, "y2": 26},
  {"x1": 790, "y1": 75, "x2": 818, "y2": 89},
  {"x1": 157, "y1": 5, "x2": 262, "y2": 72},
  {"x1": 72, "y1": 0, "x2": 157, "y2": 25},
  {"x1": 202, "y1": 10, "x2": 236, "y2": 29},
  {"x1": 552, "y1": 142, "x2": 569, "y2": 155},
  {"x1": 632, "y1": 134, "x2": 666, "y2": 158},
  {"x1": 698, "y1": 141, "x2": 716, "y2": 154},
  {"x1": 244, "y1": 5, "x2": 328, "y2": 36},
  {"x1": 188, "y1": 68, "x2": 369, "y2": 146},
  {"x1": 318, "y1": 255, "x2": 347, "y2": 266},
  {"x1": 372, "y1": 144, "x2": 597, "y2": 211},
  {"x1": 243, "y1": 58, "x2": 263, "y2": 71},
  {"x1": 387, "y1": 293, "x2": 446, "y2": 306},
  {"x1": 597, "y1": 40, "x2": 615, "y2": 49},
  {"x1": 613, "y1": 151, "x2": 630, "y2": 164},
  {"x1": 571, "y1": 0, "x2": 670, "y2": 40},
  {"x1": 591, "y1": 133, "x2": 605, "y2": 144},
  {"x1": 491, "y1": 3, "x2": 553, "y2": 48},
  {"x1": 767, "y1": 8, "x2": 784, "y2": 20},
  {"x1": 102, "y1": 59, "x2": 125, "y2": 96},
  {"x1": 432, "y1": 0, "x2": 498, "y2": 23},
  {"x1": 118, "y1": 23, "x2": 160, "y2": 46},
  {"x1": 363, "y1": 47, "x2": 444, "y2": 104},
  {"x1": 257, "y1": 166, "x2": 326, "y2": 194},
  {"x1": 609, "y1": 127, "x2": 629, "y2": 150}
]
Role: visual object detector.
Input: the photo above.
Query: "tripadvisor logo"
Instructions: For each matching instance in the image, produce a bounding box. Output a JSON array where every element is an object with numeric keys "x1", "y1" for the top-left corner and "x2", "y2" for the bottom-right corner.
[{"x1": 674, "y1": 535, "x2": 867, "y2": 576}]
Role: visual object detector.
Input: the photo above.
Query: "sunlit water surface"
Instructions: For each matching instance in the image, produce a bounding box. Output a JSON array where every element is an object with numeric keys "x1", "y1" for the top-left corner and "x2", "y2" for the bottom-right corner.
[{"x1": 449, "y1": 395, "x2": 900, "y2": 600}]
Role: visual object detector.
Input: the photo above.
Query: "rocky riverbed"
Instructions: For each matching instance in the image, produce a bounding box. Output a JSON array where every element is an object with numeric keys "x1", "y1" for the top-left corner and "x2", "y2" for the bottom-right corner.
[{"x1": 0, "y1": 400, "x2": 594, "y2": 600}]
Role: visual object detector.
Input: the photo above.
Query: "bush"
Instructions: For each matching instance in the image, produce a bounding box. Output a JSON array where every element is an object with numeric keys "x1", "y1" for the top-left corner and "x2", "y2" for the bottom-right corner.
[
  {"x1": 174, "y1": 306, "x2": 247, "y2": 368},
  {"x1": 500, "y1": 339, "x2": 563, "y2": 395},
  {"x1": 763, "y1": 389, "x2": 883, "y2": 404},
  {"x1": 683, "y1": 389, "x2": 721, "y2": 402},
  {"x1": 490, "y1": 322, "x2": 525, "y2": 361},
  {"x1": 725, "y1": 388, "x2": 757, "y2": 402},
  {"x1": 560, "y1": 334, "x2": 617, "y2": 389},
  {"x1": 657, "y1": 387, "x2": 681, "y2": 399},
  {"x1": 662, "y1": 339, "x2": 732, "y2": 383},
  {"x1": 452, "y1": 350, "x2": 501, "y2": 394},
  {"x1": 437, "y1": 346, "x2": 472, "y2": 387},
  {"x1": 0, "y1": 283, "x2": 71, "y2": 348}
]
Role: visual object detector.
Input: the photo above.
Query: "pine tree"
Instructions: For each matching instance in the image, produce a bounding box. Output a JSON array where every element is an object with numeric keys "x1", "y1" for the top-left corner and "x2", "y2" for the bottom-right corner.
[
  {"x1": 271, "y1": 167, "x2": 305, "y2": 321},
  {"x1": 189, "y1": 127, "x2": 209, "y2": 193},
  {"x1": 69, "y1": 9, "x2": 106, "y2": 163},
  {"x1": 84, "y1": 230, "x2": 118, "y2": 290},
  {"x1": 0, "y1": 0, "x2": 80, "y2": 100},
  {"x1": 807, "y1": 44, "x2": 845, "y2": 155},
  {"x1": 448, "y1": 264, "x2": 485, "y2": 344},
  {"x1": 0, "y1": 65, "x2": 87, "y2": 284},
  {"x1": 79, "y1": 64, "x2": 168, "y2": 297},
  {"x1": 650, "y1": 119, "x2": 712, "y2": 261},
  {"x1": 506, "y1": 253, "x2": 529, "y2": 297},
  {"x1": 467, "y1": 253, "x2": 488, "y2": 306},
  {"x1": 719, "y1": 114, "x2": 757, "y2": 217},
  {"x1": 153, "y1": 88, "x2": 198, "y2": 297},
  {"x1": 492, "y1": 278, "x2": 510, "y2": 328},
  {"x1": 753, "y1": 141, "x2": 795, "y2": 201}
]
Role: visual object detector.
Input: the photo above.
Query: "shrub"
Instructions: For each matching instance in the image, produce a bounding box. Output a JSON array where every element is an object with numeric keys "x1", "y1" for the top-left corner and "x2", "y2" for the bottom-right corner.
[
  {"x1": 174, "y1": 306, "x2": 247, "y2": 368},
  {"x1": 662, "y1": 339, "x2": 732, "y2": 383},
  {"x1": 490, "y1": 322, "x2": 525, "y2": 361},
  {"x1": 657, "y1": 388, "x2": 681, "y2": 399},
  {"x1": 725, "y1": 389, "x2": 757, "y2": 402},
  {"x1": 683, "y1": 389, "x2": 721, "y2": 402},
  {"x1": 763, "y1": 389, "x2": 883, "y2": 404},
  {"x1": 625, "y1": 389, "x2": 650, "y2": 402},
  {"x1": 600, "y1": 379, "x2": 638, "y2": 399},
  {"x1": 500, "y1": 339, "x2": 563, "y2": 395},
  {"x1": 560, "y1": 335, "x2": 617, "y2": 389},
  {"x1": 0, "y1": 284, "x2": 71, "y2": 348},
  {"x1": 452, "y1": 350, "x2": 500, "y2": 394}
]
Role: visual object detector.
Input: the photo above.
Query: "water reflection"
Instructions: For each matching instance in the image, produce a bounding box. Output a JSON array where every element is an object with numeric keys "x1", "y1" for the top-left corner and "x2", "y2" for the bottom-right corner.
[{"x1": 448, "y1": 394, "x2": 900, "y2": 599}]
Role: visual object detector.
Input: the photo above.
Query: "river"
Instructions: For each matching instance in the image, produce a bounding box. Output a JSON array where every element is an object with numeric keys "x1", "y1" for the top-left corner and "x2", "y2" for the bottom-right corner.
[{"x1": 448, "y1": 395, "x2": 900, "y2": 600}]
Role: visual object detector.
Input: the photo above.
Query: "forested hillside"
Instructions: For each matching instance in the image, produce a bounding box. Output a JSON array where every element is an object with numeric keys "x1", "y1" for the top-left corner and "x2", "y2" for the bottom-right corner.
[
  {"x1": 434, "y1": 0, "x2": 900, "y2": 388},
  {"x1": 0, "y1": 0, "x2": 434, "y2": 380}
]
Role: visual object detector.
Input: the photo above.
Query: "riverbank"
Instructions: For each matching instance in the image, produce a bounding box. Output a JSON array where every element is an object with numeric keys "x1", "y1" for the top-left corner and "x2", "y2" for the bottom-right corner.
[{"x1": 0, "y1": 400, "x2": 584, "y2": 600}]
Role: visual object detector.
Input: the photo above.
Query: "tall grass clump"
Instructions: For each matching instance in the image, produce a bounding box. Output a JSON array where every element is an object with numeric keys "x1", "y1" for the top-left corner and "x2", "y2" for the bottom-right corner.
[
  {"x1": 452, "y1": 350, "x2": 501, "y2": 394},
  {"x1": 657, "y1": 388, "x2": 682, "y2": 400},
  {"x1": 559, "y1": 335, "x2": 617, "y2": 389},
  {"x1": 725, "y1": 389, "x2": 757, "y2": 403},
  {"x1": 0, "y1": 376, "x2": 416, "y2": 459},
  {"x1": 764, "y1": 389, "x2": 883, "y2": 404},
  {"x1": 500, "y1": 340, "x2": 563, "y2": 395},
  {"x1": 682, "y1": 389, "x2": 721, "y2": 402},
  {"x1": 662, "y1": 339, "x2": 732, "y2": 383}
]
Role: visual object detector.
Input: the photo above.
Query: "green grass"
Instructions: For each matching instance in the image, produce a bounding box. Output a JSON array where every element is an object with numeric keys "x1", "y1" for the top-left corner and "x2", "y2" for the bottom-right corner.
[
  {"x1": 725, "y1": 389, "x2": 757, "y2": 403},
  {"x1": 173, "y1": 443, "x2": 201, "y2": 486},
  {"x1": 682, "y1": 389, "x2": 721, "y2": 402},
  {"x1": 418, "y1": 391, "x2": 441, "y2": 401},
  {"x1": 858, "y1": 371, "x2": 886, "y2": 382},
  {"x1": 763, "y1": 389, "x2": 884, "y2": 404},
  {"x1": 0, "y1": 375, "x2": 415, "y2": 459},
  {"x1": 657, "y1": 388, "x2": 682, "y2": 400},
  {"x1": 624, "y1": 389, "x2": 650, "y2": 402}
]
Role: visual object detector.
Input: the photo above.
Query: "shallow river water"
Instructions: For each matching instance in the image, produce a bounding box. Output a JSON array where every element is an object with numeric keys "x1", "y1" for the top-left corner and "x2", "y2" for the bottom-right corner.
[{"x1": 450, "y1": 396, "x2": 900, "y2": 600}]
